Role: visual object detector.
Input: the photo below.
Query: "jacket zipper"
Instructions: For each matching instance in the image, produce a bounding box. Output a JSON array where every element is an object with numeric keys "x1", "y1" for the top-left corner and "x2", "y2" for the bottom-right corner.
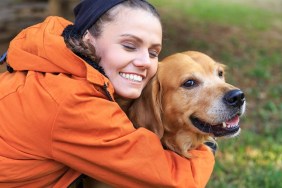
[{"x1": 103, "y1": 83, "x2": 114, "y2": 101}]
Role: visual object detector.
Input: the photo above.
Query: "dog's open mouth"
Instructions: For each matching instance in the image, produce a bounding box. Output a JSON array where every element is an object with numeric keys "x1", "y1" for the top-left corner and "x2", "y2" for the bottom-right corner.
[{"x1": 190, "y1": 115, "x2": 240, "y2": 137}]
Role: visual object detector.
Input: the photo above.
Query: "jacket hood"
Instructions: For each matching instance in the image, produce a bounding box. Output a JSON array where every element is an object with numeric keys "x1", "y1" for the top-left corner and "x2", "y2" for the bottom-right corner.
[{"x1": 7, "y1": 16, "x2": 87, "y2": 77}]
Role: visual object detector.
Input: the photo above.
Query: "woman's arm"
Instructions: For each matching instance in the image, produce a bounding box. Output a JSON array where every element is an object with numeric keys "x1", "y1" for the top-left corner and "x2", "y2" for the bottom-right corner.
[{"x1": 52, "y1": 91, "x2": 214, "y2": 188}]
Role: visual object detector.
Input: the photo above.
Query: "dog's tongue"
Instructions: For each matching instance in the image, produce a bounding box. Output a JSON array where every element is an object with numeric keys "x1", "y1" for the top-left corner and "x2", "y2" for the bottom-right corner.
[{"x1": 226, "y1": 115, "x2": 240, "y2": 126}]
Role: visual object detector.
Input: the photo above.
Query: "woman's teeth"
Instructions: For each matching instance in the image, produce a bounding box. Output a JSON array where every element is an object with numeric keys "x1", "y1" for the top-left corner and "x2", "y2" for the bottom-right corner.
[{"x1": 120, "y1": 73, "x2": 143, "y2": 82}]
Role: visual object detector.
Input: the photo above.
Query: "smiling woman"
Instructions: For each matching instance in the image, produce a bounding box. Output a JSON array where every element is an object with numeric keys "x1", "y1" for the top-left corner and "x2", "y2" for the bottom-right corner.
[
  {"x1": 0, "y1": 0, "x2": 215, "y2": 187},
  {"x1": 82, "y1": 8, "x2": 162, "y2": 99}
]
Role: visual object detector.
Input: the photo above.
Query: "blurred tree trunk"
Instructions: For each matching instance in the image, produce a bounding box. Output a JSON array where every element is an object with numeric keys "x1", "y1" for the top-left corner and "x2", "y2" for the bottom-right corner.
[
  {"x1": 48, "y1": 0, "x2": 79, "y2": 20},
  {"x1": 49, "y1": 0, "x2": 69, "y2": 17}
]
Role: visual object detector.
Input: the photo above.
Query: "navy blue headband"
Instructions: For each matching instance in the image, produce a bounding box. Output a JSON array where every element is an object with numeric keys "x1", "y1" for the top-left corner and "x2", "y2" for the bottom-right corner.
[{"x1": 73, "y1": 0, "x2": 126, "y2": 35}]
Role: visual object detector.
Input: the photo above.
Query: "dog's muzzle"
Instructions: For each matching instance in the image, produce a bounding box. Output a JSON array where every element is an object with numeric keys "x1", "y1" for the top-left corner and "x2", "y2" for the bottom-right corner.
[{"x1": 190, "y1": 89, "x2": 245, "y2": 137}]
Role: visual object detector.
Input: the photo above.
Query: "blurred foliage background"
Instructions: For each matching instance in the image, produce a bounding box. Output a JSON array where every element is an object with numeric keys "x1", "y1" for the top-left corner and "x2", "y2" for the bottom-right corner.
[{"x1": 0, "y1": 0, "x2": 281, "y2": 187}]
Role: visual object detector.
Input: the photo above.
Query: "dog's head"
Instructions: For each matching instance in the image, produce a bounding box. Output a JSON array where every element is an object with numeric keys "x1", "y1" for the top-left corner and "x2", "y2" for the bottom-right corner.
[{"x1": 126, "y1": 51, "x2": 246, "y2": 157}]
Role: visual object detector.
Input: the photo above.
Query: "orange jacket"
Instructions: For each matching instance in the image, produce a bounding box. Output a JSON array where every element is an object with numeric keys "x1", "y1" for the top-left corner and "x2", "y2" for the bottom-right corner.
[{"x1": 0, "y1": 16, "x2": 214, "y2": 188}]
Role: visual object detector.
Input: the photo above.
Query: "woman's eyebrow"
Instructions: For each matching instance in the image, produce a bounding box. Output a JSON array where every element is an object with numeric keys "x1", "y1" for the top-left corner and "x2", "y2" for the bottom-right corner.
[{"x1": 120, "y1": 34, "x2": 142, "y2": 42}]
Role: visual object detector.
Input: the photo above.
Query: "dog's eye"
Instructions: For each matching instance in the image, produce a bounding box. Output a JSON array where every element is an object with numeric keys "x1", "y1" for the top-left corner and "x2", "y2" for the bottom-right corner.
[
  {"x1": 218, "y1": 70, "x2": 224, "y2": 77},
  {"x1": 182, "y1": 80, "x2": 198, "y2": 88}
]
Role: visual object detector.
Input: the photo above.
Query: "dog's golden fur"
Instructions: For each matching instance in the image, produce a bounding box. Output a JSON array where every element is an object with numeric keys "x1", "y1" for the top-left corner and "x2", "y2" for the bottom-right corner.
[{"x1": 117, "y1": 51, "x2": 245, "y2": 158}]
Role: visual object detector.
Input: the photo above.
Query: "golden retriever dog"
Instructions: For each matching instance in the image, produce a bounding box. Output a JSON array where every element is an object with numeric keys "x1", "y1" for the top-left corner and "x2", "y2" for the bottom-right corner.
[{"x1": 117, "y1": 50, "x2": 246, "y2": 158}]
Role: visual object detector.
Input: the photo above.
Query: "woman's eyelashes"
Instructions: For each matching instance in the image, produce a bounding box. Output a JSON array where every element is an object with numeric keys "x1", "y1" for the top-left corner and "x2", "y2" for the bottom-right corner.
[
  {"x1": 122, "y1": 43, "x2": 159, "y2": 59},
  {"x1": 122, "y1": 42, "x2": 136, "y2": 51},
  {"x1": 149, "y1": 49, "x2": 159, "y2": 58}
]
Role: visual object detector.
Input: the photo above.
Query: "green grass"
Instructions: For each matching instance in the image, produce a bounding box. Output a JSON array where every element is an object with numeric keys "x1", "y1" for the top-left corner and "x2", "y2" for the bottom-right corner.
[
  {"x1": 213, "y1": 130, "x2": 282, "y2": 188},
  {"x1": 149, "y1": 0, "x2": 282, "y2": 187},
  {"x1": 152, "y1": 0, "x2": 279, "y2": 30}
]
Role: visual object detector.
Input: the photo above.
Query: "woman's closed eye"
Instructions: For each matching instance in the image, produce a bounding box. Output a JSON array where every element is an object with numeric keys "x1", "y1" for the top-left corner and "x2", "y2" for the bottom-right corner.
[
  {"x1": 122, "y1": 42, "x2": 160, "y2": 58},
  {"x1": 149, "y1": 49, "x2": 159, "y2": 58},
  {"x1": 122, "y1": 43, "x2": 136, "y2": 51}
]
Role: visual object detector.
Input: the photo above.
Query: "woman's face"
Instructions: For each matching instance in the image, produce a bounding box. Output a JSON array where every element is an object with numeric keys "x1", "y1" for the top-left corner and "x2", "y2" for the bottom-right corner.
[{"x1": 84, "y1": 7, "x2": 162, "y2": 99}]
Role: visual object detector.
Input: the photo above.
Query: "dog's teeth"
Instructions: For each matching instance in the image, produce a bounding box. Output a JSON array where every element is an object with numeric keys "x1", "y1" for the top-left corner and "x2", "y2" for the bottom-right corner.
[{"x1": 223, "y1": 122, "x2": 227, "y2": 128}]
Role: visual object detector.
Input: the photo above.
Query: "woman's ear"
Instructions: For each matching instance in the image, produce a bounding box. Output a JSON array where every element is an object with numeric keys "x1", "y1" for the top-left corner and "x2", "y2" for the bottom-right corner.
[
  {"x1": 83, "y1": 30, "x2": 97, "y2": 47},
  {"x1": 82, "y1": 30, "x2": 91, "y2": 42},
  {"x1": 82, "y1": 30, "x2": 99, "y2": 62}
]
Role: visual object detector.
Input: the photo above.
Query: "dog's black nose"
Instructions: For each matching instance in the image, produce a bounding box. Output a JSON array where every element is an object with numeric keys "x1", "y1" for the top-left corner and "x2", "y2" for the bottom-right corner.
[{"x1": 224, "y1": 89, "x2": 245, "y2": 107}]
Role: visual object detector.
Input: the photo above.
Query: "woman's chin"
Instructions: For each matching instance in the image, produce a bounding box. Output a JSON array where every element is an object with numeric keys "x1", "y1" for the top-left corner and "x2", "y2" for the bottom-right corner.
[{"x1": 115, "y1": 89, "x2": 142, "y2": 99}]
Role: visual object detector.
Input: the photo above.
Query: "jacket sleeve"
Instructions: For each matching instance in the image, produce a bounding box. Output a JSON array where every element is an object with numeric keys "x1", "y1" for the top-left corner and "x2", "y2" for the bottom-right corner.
[{"x1": 51, "y1": 91, "x2": 215, "y2": 188}]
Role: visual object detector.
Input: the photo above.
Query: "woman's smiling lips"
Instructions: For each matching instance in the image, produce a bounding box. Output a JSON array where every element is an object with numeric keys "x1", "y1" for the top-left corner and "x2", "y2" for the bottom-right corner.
[{"x1": 119, "y1": 72, "x2": 144, "y2": 82}]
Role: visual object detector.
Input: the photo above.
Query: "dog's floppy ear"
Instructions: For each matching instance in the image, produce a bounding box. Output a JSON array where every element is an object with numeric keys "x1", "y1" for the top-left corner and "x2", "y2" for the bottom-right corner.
[{"x1": 128, "y1": 75, "x2": 164, "y2": 139}]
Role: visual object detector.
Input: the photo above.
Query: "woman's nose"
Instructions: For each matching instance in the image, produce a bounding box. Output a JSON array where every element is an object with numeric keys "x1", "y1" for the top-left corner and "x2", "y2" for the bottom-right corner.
[{"x1": 133, "y1": 51, "x2": 151, "y2": 68}]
